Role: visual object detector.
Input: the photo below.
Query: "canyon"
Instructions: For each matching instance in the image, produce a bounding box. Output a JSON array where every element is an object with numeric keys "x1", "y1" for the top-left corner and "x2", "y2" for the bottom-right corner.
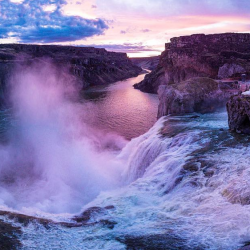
[
  {"x1": 1, "y1": 35, "x2": 250, "y2": 249},
  {"x1": 131, "y1": 56, "x2": 160, "y2": 71},
  {"x1": 227, "y1": 93, "x2": 250, "y2": 134},
  {"x1": 134, "y1": 33, "x2": 250, "y2": 119},
  {"x1": 134, "y1": 33, "x2": 250, "y2": 94},
  {"x1": 0, "y1": 44, "x2": 141, "y2": 105}
]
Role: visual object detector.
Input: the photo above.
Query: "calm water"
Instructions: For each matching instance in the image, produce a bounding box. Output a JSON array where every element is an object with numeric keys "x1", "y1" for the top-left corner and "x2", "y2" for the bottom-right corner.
[{"x1": 81, "y1": 73, "x2": 159, "y2": 140}]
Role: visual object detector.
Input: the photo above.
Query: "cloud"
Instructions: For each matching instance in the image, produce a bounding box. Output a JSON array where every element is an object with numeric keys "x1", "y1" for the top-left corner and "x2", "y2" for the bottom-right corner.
[
  {"x1": 83, "y1": 43, "x2": 160, "y2": 53},
  {"x1": 120, "y1": 30, "x2": 126, "y2": 34},
  {"x1": 91, "y1": 5, "x2": 97, "y2": 8},
  {"x1": 97, "y1": 0, "x2": 250, "y2": 18},
  {"x1": 0, "y1": 0, "x2": 108, "y2": 43},
  {"x1": 141, "y1": 29, "x2": 150, "y2": 33}
]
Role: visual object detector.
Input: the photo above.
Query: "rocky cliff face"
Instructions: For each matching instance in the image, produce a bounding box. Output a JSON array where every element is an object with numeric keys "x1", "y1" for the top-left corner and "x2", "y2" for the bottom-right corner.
[
  {"x1": 227, "y1": 94, "x2": 250, "y2": 134},
  {"x1": 135, "y1": 33, "x2": 250, "y2": 94},
  {"x1": 131, "y1": 56, "x2": 160, "y2": 71},
  {"x1": 0, "y1": 44, "x2": 141, "y2": 90},
  {"x1": 157, "y1": 77, "x2": 237, "y2": 118}
]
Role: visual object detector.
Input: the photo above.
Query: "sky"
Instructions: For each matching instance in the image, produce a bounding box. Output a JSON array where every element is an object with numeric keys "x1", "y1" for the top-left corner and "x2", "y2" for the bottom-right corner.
[{"x1": 0, "y1": 0, "x2": 250, "y2": 57}]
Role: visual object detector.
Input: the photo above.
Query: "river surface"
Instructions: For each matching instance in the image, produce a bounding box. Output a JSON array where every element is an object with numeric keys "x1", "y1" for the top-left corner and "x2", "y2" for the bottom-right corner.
[{"x1": 80, "y1": 73, "x2": 158, "y2": 140}]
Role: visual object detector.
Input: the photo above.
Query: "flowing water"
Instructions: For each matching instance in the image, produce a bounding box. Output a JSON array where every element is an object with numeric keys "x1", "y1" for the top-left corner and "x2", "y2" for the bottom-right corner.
[
  {"x1": 0, "y1": 63, "x2": 250, "y2": 250},
  {"x1": 80, "y1": 73, "x2": 158, "y2": 140}
]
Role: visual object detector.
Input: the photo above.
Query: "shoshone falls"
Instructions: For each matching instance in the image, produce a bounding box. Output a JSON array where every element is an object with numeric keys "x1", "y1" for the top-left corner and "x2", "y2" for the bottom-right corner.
[{"x1": 1, "y1": 34, "x2": 250, "y2": 250}]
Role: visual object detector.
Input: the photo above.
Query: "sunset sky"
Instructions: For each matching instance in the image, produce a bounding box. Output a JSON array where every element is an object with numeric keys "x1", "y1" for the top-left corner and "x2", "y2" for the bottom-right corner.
[{"x1": 1, "y1": 0, "x2": 250, "y2": 57}]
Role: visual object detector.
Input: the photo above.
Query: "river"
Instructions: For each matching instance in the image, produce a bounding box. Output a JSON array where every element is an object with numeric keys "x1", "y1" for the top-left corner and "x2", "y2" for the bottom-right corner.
[{"x1": 80, "y1": 73, "x2": 158, "y2": 140}]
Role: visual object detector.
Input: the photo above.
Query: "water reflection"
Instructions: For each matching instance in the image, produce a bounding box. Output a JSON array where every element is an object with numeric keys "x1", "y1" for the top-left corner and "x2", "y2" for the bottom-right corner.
[{"x1": 81, "y1": 74, "x2": 159, "y2": 140}]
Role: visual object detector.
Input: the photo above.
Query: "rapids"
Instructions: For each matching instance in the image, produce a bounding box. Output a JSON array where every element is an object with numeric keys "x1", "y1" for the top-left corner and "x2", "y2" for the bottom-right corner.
[{"x1": 0, "y1": 62, "x2": 250, "y2": 249}]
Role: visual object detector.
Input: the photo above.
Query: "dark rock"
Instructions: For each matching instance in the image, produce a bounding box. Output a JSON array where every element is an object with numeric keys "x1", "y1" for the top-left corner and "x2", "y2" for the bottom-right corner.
[
  {"x1": 183, "y1": 162, "x2": 200, "y2": 172},
  {"x1": 157, "y1": 77, "x2": 236, "y2": 117},
  {"x1": 116, "y1": 233, "x2": 204, "y2": 250},
  {"x1": 0, "y1": 210, "x2": 53, "y2": 227},
  {"x1": 189, "y1": 115, "x2": 200, "y2": 119},
  {"x1": 0, "y1": 220, "x2": 21, "y2": 250},
  {"x1": 227, "y1": 94, "x2": 250, "y2": 134},
  {"x1": 218, "y1": 63, "x2": 246, "y2": 79},
  {"x1": 99, "y1": 219, "x2": 117, "y2": 229},
  {"x1": 240, "y1": 244, "x2": 250, "y2": 250},
  {"x1": 104, "y1": 205, "x2": 115, "y2": 210},
  {"x1": 0, "y1": 210, "x2": 81, "y2": 229},
  {"x1": 136, "y1": 33, "x2": 250, "y2": 94},
  {"x1": 203, "y1": 168, "x2": 215, "y2": 177},
  {"x1": 73, "y1": 205, "x2": 116, "y2": 228},
  {"x1": 0, "y1": 44, "x2": 142, "y2": 103}
]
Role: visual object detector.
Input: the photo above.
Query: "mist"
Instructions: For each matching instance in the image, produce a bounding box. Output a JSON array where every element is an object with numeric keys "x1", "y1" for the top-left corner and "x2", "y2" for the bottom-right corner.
[{"x1": 0, "y1": 61, "x2": 125, "y2": 214}]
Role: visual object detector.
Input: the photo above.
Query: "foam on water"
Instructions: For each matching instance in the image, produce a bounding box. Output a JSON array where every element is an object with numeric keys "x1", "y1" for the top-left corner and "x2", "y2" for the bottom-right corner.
[
  {"x1": 12, "y1": 112, "x2": 248, "y2": 250},
  {"x1": 1, "y1": 62, "x2": 250, "y2": 249},
  {"x1": 0, "y1": 61, "x2": 126, "y2": 215}
]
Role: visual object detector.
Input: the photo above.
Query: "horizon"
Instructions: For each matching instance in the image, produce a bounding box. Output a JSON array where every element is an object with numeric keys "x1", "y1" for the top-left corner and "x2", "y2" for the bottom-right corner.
[
  {"x1": 1, "y1": 31, "x2": 249, "y2": 58},
  {"x1": 1, "y1": 0, "x2": 250, "y2": 57}
]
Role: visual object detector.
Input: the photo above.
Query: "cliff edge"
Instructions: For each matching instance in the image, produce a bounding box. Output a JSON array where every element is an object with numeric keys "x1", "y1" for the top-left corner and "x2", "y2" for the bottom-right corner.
[
  {"x1": 134, "y1": 33, "x2": 250, "y2": 93},
  {"x1": 157, "y1": 77, "x2": 237, "y2": 118},
  {"x1": 0, "y1": 44, "x2": 142, "y2": 90},
  {"x1": 227, "y1": 93, "x2": 250, "y2": 134}
]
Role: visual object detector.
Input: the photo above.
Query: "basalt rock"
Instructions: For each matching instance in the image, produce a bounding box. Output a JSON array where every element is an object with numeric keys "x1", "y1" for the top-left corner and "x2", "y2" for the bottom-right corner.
[
  {"x1": 157, "y1": 77, "x2": 237, "y2": 118},
  {"x1": 0, "y1": 219, "x2": 21, "y2": 250},
  {"x1": 227, "y1": 94, "x2": 250, "y2": 134},
  {"x1": 0, "y1": 44, "x2": 141, "y2": 91},
  {"x1": 135, "y1": 33, "x2": 250, "y2": 94}
]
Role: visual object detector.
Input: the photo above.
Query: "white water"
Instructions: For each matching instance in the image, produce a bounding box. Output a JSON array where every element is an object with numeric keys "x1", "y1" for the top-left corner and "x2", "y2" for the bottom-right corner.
[
  {"x1": 0, "y1": 62, "x2": 125, "y2": 214},
  {"x1": 1, "y1": 63, "x2": 250, "y2": 249},
  {"x1": 8, "y1": 112, "x2": 250, "y2": 250}
]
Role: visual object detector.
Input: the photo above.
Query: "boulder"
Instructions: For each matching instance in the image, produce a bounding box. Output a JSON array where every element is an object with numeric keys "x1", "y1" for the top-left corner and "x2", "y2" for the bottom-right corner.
[
  {"x1": 157, "y1": 77, "x2": 236, "y2": 118},
  {"x1": 227, "y1": 94, "x2": 250, "y2": 134}
]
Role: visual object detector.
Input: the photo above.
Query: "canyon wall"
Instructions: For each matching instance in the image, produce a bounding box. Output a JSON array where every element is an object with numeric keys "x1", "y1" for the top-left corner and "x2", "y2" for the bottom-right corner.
[
  {"x1": 134, "y1": 33, "x2": 250, "y2": 94},
  {"x1": 131, "y1": 56, "x2": 160, "y2": 71},
  {"x1": 0, "y1": 44, "x2": 142, "y2": 90},
  {"x1": 227, "y1": 93, "x2": 250, "y2": 134}
]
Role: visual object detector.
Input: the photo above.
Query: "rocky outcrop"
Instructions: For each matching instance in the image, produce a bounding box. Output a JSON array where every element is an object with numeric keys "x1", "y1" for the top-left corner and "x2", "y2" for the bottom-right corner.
[
  {"x1": 0, "y1": 44, "x2": 141, "y2": 90},
  {"x1": 158, "y1": 77, "x2": 238, "y2": 118},
  {"x1": 218, "y1": 63, "x2": 246, "y2": 79},
  {"x1": 135, "y1": 33, "x2": 250, "y2": 94},
  {"x1": 131, "y1": 56, "x2": 160, "y2": 71},
  {"x1": 227, "y1": 94, "x2": 250, "y2": 134}
]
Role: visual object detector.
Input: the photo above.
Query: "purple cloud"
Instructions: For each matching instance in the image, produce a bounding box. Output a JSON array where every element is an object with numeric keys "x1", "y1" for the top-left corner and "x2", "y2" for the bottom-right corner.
[
  {"x1": 0, "y1": 0, "x2": 108, "y2": 43},
  {"x1": 82, "y1": 43, "x2": 160, "y2": 53},
  {"x1": 97, "y1": 0, "x2": 250, "y2": 17}
]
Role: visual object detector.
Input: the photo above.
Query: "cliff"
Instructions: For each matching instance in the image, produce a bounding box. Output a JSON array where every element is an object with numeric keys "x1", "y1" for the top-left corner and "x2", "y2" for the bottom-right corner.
[
  {"x1": 157, "y1": 77, "x2": 237, "y2": 118},
  {"x1": 134, "y1": 33, "x2": 250, "y2": 93},
  {"x1": 0, "y1": 44, "x2": 142, "y2": 90},
  {"x1": 227, "y1": 93, "x2": 250, "y2": 134},
  {"x1": 131, "y1": 56, "x2": 160, "y2": 71}
]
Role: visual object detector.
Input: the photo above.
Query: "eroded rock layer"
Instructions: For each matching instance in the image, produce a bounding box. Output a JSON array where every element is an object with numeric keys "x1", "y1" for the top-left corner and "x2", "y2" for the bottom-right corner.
[
  {"x1": 135, "y1": 33, "x2": 250, "y2": 93},
  {"x1": 157, "y1": 77, "x2": 237, "y2": 118},
  {"x1": 0, "y1": 44, "x2": 141, "y2": 89},
  {"x1": 227, "y1": 94, "x2": 250, "y2": 134}
]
